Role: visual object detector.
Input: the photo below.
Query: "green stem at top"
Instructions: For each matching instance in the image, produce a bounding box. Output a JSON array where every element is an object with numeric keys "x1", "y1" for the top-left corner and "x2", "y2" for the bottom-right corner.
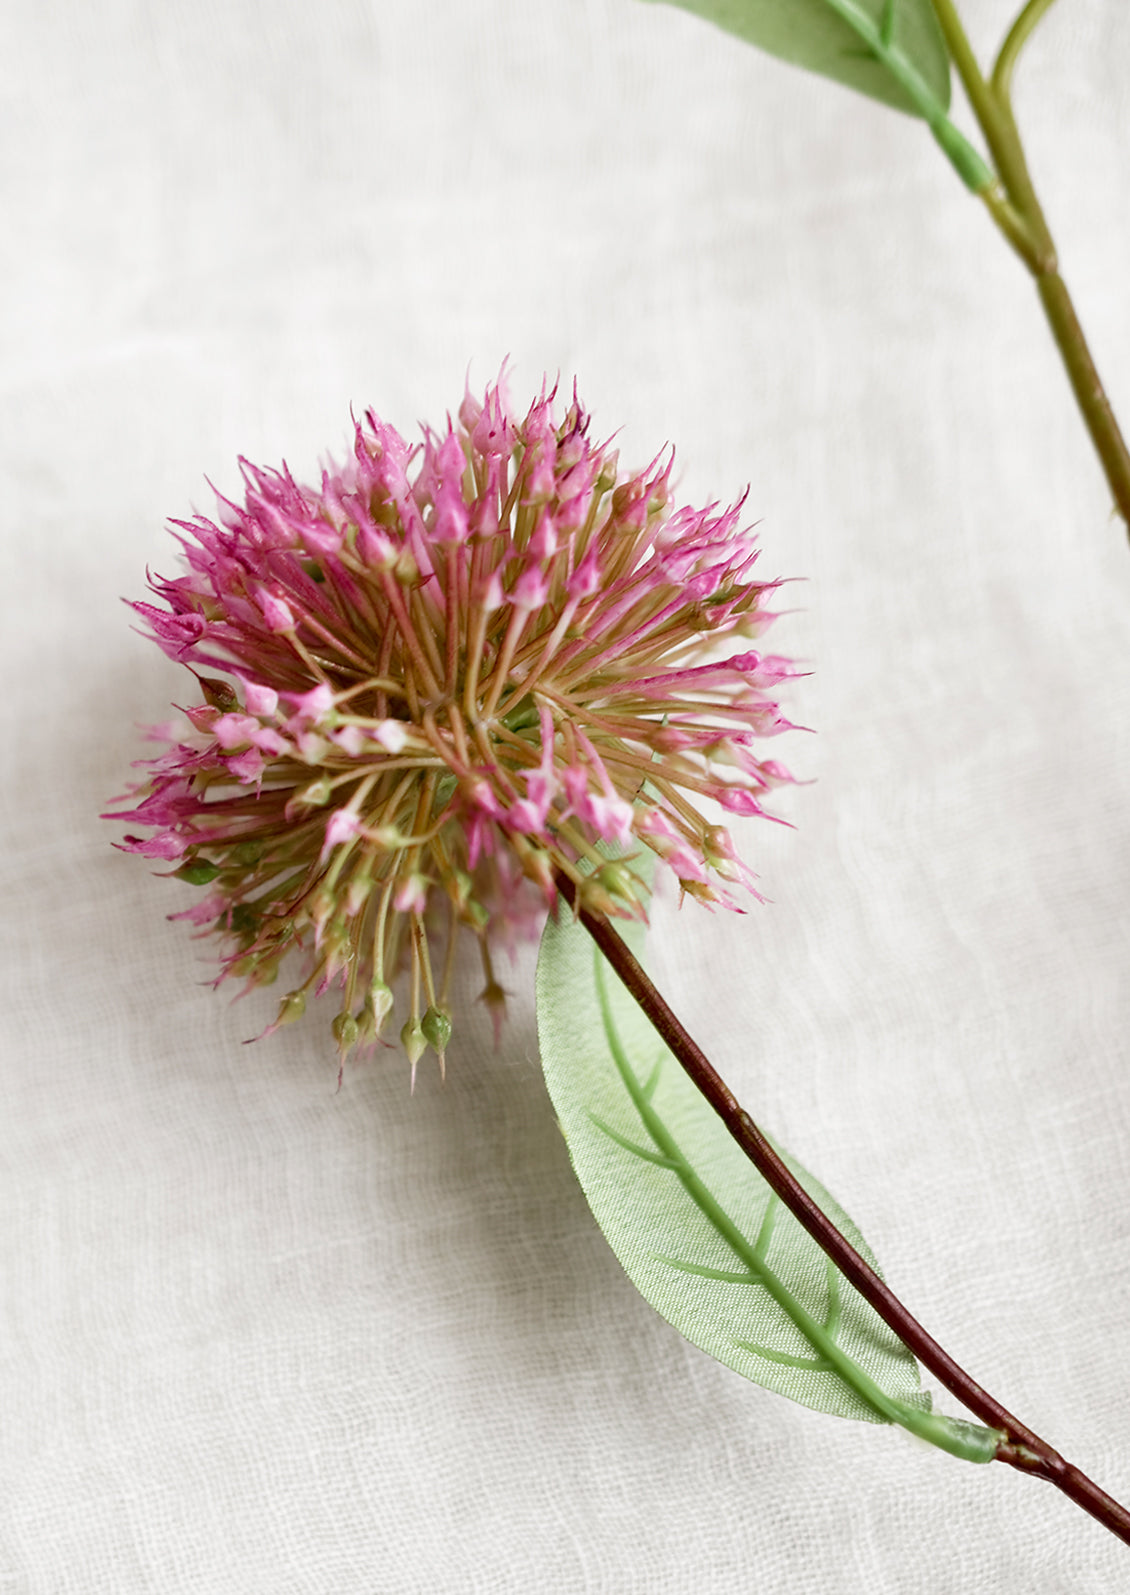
[
  {"x1": 991, "y1": 0, "x2": 1062, "y2": 104},
  {"x1": 928, "y1": 0, "x2": 1130, "y2": 532}
]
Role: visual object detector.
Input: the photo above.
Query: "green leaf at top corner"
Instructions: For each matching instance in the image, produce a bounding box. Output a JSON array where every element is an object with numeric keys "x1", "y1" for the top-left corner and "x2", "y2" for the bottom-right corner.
[{"x1": 640, "y1": 0, "x2": 952, "y2": 120}]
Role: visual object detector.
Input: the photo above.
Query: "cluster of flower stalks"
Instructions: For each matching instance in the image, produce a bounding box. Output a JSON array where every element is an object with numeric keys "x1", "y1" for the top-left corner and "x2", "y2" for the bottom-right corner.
[{"x1": 107, "y1": 379, "x2": 797, "y2": 1072}]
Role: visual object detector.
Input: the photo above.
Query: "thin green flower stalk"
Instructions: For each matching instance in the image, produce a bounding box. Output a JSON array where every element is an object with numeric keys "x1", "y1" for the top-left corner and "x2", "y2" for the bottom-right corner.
[
  {"x1": 928, "y1": 0, "x2": 1130, "y2": 530},
  {"x1": 645, "y1": 0, "x2": 1130, "y2": 529}
]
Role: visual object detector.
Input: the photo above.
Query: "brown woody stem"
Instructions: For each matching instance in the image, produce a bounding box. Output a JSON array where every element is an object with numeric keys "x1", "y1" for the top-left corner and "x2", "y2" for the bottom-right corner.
[{"x1": 556, "y1": 871, "x2": 1130, "y2": 1546}]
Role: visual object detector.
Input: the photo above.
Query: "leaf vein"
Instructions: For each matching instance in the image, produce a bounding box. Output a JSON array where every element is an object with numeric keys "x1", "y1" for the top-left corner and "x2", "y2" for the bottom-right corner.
[
  {"x1": 592, "y1": 951, "x2": 903, "y2": 1423},
  {"x1": 652, "y1": 1252, "x2": 759, "y2": 1286},
  {"x1": 823, "y1": 1255, "x2": 844, "y2": 1343},
  {"x1": 732, "y1": 1339, "x2": 834, "y2": 1373},
  {"x1": 587, "y1": 1111, "x2": 680, "y2": 1170}
]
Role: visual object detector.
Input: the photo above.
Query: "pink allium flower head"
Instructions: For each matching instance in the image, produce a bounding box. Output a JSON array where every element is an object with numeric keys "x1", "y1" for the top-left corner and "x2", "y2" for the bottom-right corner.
[{"x1": 105, "y1": 376, "x2": 797, "y2": 1070}]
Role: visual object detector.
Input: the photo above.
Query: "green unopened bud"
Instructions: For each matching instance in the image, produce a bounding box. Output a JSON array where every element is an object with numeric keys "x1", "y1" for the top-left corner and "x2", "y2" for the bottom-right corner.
[
  {"x1": 580, "y1": 861, "x2": 642, "y2": 917},
  {"x1": 274, "y1": 989, "x2": 306, "y2": 1027},
  {"x1": 229, "y1": 839, "x2": 266, "y2": 867},
  {"x1": 229, "y1": 902, "x2": 260, "y2": 937},
  {"x1": 297, "y1": 734, "x2": 329, "y2": 766},
  {"x1": 683, "y1": 603, "x2": 714, "y2": 633},
  {"x1": 322, "y1": 919, "x2": 352, "y2": 964},
  {"x1": 296, "y1": 776, "x2": 333, "y2": 807},
  {"x1": 393, "y1": 550, "x2": 418, "y2": 586},
  {"x1": 434, "y1": 773, "x2": 458, "y2": 808},
  {"x1": 595, "y1": 453, "x2": 619, "y2": 492},
  {"x1": 447, "y1": 869, "x2": 474, "y2": 910},
  {"x1": 400, "y1": 1018, "x2": 427, "y2": 1068},
  {"x1": 459, "y1": 897, "x2": 490, "y2": 932},
  {"x1": 595, "y1": 861, "x2": 637, "y2": 904},
  {"x1": 421, "y1": 1006, "x2": 452, "y2": 1055},
  {"x1": 175, "y1": 858, "x2": 220, "y2": 885},
  {"x1": 500, "y1": 696, "x2": 539, "y2": 734},
  {"x1": 309, "y1": 887, "x2": 336, "y2": 930},
  {"x1": 515, "y1": 841, "x2": 555, "y2": 894},
  {"x1": 367, "y1": 979, "x2": 394, "y2": 1029},
  {"x1": 703, "y1": 825, "x2": 740, "y2": 879},
  {"x1": 332, "y1": 1011, "x2": 360, "y2": 1052},
  {"x1": 345, "y1": 870, "x2": 374, "y2": 917}
]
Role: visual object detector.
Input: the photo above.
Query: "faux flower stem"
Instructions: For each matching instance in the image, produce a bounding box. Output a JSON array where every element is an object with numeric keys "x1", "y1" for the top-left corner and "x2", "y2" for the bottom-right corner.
[
  {"x1": 929, "y1": 0, "x2": 1130, "y2": 530},
  {"x1": 556, "y1": 870, "x2": 1130, "y2": 1546},
  {"x1": 991, "y1": 0, "x2": 1062, "y2": 104}
]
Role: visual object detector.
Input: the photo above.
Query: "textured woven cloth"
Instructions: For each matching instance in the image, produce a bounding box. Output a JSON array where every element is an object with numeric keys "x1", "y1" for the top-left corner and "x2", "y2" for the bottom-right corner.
[{"x1": 3, "y1": 1, "x2": 1129, "y2": 1589}]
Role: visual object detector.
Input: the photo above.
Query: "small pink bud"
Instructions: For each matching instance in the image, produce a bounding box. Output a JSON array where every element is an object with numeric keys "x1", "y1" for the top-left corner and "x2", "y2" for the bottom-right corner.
[
  {"x1": 241, "y1": 680, "x2": 279, "y2": 716},
  {"x1": 323, "y1": 809, "x2": 361, "y2": 854},
  {"x1": 249, "y1": 726, "x2": 288, "y2": 755},
  {"x1": 257, "y1": 591, "x2": 295, "y2": 632},
  {"x1": 393, "y1": 873, "x2": 429, "y2": 915},
  {"x1": 481, "y1": 571, "x2": 505, "y2": 613},
  {"x1": 297, "y1": 731, "x2": 329, "y2": 763},
  {"x1": 528, "y1": 511, "x2": 557, "y2": 561},
  {"x1": 123, "y1": 829, "x2": 188, "y2": 860},
  {"x1": 332, "y1": 724, "x2": 366, "y2": 756},
  {"x1": 288, "y1": 684, "x2": 335, "y2": 726},
  {"x1": 511, "y1": 564, "x2": 549, "y2": 611},
  {"x1": 213, "y1": 713, "x2": 260, "y2": 750},
  {"x1": 226, "y1": 747, "x2": 264, "y2": 784},
  {"x1": 374, "y1": 719, "x2": 408, "y2": 754},
  {"x1": 567, "y1": 549, "x2": 601, "y2": 600}
]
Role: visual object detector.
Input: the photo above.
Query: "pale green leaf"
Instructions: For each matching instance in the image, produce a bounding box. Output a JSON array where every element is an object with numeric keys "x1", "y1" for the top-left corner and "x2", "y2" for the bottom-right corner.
[
  {"x1": 642, "y1": 0, "x2": 951, "y2": 117},
  {"x1": 535, "y1": 899, "x2": 998, "y2": 1460}
]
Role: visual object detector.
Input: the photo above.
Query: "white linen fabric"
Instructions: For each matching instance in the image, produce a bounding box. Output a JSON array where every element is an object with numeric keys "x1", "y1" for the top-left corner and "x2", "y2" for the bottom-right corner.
[{"x1": 3, "y1": 1, "x2": 1129, "y2": 1589}]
